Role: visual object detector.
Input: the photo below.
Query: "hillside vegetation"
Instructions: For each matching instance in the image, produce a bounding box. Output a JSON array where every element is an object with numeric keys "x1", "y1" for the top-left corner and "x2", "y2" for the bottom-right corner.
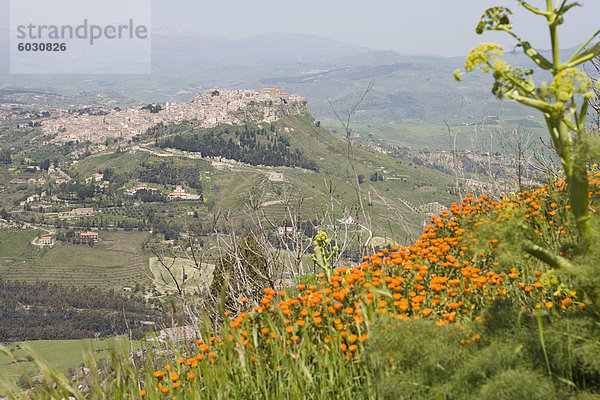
[
  {"x1": 2, "y1": 2, "x2": 600, "y2": 398},
  {"x1": 3, "y1": 172, "x2": 600, "y2": 399}
]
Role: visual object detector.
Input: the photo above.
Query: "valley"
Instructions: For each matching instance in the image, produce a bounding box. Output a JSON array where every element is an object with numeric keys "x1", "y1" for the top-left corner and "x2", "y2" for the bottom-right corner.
[{"x1": 1, "y1": 13, "x2": 596, "y2": 394}]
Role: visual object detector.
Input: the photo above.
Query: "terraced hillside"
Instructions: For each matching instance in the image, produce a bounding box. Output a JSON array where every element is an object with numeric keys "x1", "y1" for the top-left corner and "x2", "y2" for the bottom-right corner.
[{"x1": 0, "y1": 230, "x2": 149, "y2": 289}]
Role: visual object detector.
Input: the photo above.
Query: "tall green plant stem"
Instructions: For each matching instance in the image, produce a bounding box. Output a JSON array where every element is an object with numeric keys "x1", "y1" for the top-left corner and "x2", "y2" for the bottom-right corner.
[
  {"x1": 544, "y1": 1, "x2": 593, "y2": 253},
  {"x1": 458, "y1": 1, "x2": 600, "y2": 262},
  {"x1": 546, "y1": 118, "x2": 593, "y2": 253}
]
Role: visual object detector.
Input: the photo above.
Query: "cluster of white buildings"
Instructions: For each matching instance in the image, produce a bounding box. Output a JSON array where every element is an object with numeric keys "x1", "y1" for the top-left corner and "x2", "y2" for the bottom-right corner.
[{"x1": 41, "y1": 87, "x2": 307, "y2": 145}]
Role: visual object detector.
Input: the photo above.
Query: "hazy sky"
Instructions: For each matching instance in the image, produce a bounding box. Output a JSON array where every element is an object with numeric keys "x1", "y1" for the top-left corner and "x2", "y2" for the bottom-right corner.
[{"x1": 2, "y1": 0, "x2": 599, "y2": 57}]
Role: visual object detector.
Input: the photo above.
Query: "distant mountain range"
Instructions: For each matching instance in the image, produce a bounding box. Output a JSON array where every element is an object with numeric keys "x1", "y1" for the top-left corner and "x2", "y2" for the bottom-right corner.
[
  {"x1": 152, "y1": 32, "x2": 372, "y2": 65},
  {"x1": 0, "y1": 31, "x2": 584, "y2": 125}
]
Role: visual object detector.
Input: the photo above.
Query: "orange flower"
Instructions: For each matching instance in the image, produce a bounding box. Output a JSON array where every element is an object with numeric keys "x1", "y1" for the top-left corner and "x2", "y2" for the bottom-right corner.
[{"x1": 261, "y1": 327, "x2": 270, "y2": 335}]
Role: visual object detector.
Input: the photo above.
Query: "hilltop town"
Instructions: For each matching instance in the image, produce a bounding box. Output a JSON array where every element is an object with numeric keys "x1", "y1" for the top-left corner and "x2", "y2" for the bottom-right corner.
[{"x1": 40, "y1": 87, "x2": 307, "y2": 145}]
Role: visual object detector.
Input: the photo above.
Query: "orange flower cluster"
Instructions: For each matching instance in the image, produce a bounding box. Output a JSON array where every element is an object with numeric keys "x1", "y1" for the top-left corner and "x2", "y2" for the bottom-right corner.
[
  {"x1": 145, "y1": 172, "x2": 599, "y2": 396},
  {"x1": 226, "y1": 176, "x2": 597, "y2": 350},
  {"x1": 148, "y1": 340, "x2": 218, "y2": 396}
]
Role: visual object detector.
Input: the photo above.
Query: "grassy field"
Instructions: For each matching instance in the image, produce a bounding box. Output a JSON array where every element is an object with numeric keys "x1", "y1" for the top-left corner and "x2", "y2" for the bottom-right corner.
[
  {"x1": 0, "y1": 337, "x2": 141, "y2": 384},
  {"x1": 0, "y1": 230, "x2": 150, "y2": 289},
  {"x1": 68, "y1": 151, "x2": 151, "y2": 178}
]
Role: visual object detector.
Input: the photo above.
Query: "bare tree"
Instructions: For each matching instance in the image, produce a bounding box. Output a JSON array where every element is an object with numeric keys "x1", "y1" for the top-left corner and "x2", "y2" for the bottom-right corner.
[
  {"x1": 444, "y1": 120, "x2": 465, "y2": 198},
  {"x1": 498, "y1": 123, "x2": 536, "y2": 192},
  {"x1": 443, "y1": 95, "x2": 467, "y2": 198},
  {"x1": 327, "y1": 81, "x2": 375, "y2": 252}
]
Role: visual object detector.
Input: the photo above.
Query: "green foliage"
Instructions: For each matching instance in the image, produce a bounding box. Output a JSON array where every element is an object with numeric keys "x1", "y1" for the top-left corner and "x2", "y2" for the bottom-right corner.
[
  {"x1": 477, "y1": 369, "x2": 555, "y2": 400},
  {"x1": 0, "y1": 278, "x2": 160, "y2": 341},
  {"x1": 311, "y1": 231, "x2": 338, "y2": 279},
  {"x1": 457, "y1": 0, "x2": 600, "y2": 306},
  {"x1": 160, "y1": 123, "x2": 319, "y2": 171},
  {"x1": 366, "y1": 319, "x2": 467, "y2": 399},
  {"x1": 366, "y1": 303, "x2": 600, "y2": 400},
  {"x1": 138, "y1": 161, "x2": 203, "y2": 191}
]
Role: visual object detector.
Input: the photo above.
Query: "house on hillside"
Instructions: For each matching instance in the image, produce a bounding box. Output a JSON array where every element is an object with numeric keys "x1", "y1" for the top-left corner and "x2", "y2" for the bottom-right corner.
[
  {"x1": 86, "y1": 173, "x2": 104, "y2": 184},
  {"x1": 168, "y1": 186, "x2": 186, "y2": 200},
  {"x1": 268, "y1": 172, "x2": 284, "y2": 182},
  {"x1": 167, "y1": 186, "x2": 201, "y2": 201},
  {"x1": 26, "y1": 194, "x2": 40, "y2": 203},
  {"x1": 38, "y1": 236, "x2": 53, "y2": 246},
  {"x1": 127, "y1": 184, "x2": 158, "y2": 195},
  {"x1": 79, "y1": 231, "x2": 99, "y2": 243}
]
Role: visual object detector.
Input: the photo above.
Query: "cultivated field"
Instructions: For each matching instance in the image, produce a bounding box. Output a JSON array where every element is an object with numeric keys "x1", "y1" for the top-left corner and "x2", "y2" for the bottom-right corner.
[{"x1": 0, "y1": 230, "x2": 150, "y2": 289}]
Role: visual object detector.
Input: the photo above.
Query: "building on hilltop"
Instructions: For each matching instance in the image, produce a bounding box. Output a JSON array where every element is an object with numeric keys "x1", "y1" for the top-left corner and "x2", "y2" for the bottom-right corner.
[{"x1": 261, "y1": 86, "x2": 288, "y2": 97}]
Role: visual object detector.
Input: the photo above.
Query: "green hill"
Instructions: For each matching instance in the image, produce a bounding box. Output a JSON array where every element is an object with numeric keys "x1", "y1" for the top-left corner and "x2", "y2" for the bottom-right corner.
[
  {"x1": 0, "y1": 110, "x2": 464, "y2": 290},
  {"x1": 68, "y1": 111, "x2": 458, "y2": 240}
]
